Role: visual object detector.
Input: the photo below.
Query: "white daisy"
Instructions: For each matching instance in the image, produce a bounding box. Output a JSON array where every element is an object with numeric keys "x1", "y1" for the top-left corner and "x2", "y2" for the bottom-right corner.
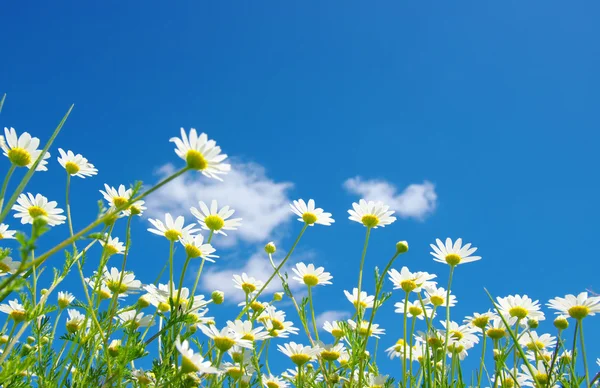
[
  {"x1": 289, "y1": 199, "x2": 334, "y2": 226},
  {"x1": 262, "y1": 374, "x2": 289, "y2": 388},
  {"x1": 347, "y1": 319, "x2": 385, "y2": 338},
  {"x1": 170, "y1": 128, "x2": 230, "y2": 180},
  {"x1": 0, "y1": 299, "x2": 27, "y2": 322},
  {"x1": 233, "y1": 273, "x2": 265, "y2": 294},
  {"x1": 464, "y1": 311, "x2": 496, "y2": 330},
  {"x1": 430, "y1": 238, "x2": 481, "y2": 266},
  {"x1": 344, "y1": 288, "x2": 375, "y2": 310},
  {"x1": 497, "y1": 294, "x2": 545, "y2": 322},
  {"x1": 98, "y1": 235, "x2": 125, "y2": 256},
  {"x1": 102, "y1": 267, "x2": 142, "y2": 296},
  {"x1": 0, "y1": 127, "x2": 50, "y2": 170},
  {"x1": 323, "y1": 320, "x2": 345, "y2": 338},
  {"x1": 57, "y1": 148, "x2": 98, "y2": 178},
  {"x1": 122, "y1": 200, "x2": 146, "y2": 217},
  {"x1": 440, "y1": 321, "x2": 480, "y2": 347},
  {"x1": 366, "y1": 374, "x2": 388, "y2": 388},
  {"x1": 291, "y1": 262, "x2": 332, "y2": 287},
  {"x1": 348, "y1": 199, "x2": 396, "y2": 228},
  {"x1": 518, "y1": 360, "x2": 559, "y2": 388},
  {"x1": 0, "y1": 224, "x2": 16, "y2": 240},
  {"x1": 388, "y1": 267, "x2": 437, "y2": 293},
  {"x1": 99, "y1": 184, "x2": 132, "y2": 209},
  {"x1": 189, "y1": 200, "x2": 241, "y2": 236},
  {"x1": 394, "y1": 300, "x2": 435, "y2": 320},
  {"x1": 485, "y1": 314, "x2": 518, "y2": 340},
  {"x1": 57, "y1": 291, "x2": 75, "y2": 309},
  {"x1": 131, "y1": 369, "x2": 156, "y2": 385},
  {"x1": 519, "y1": 331, "x2": 556, "y2": 352},
  {"x1": 12, "y1": 193, "x2": 66, "y2": 226},
  {"x1": 65, "y1": 309, "x2": 86, "y2": 333},
  {"x1": 199, "y1": 324, "x2": 253, "y2": 352},
  {"x1": 318, "y1": 342, "x2": 346, "y2": 362},
  {"x1": 277, "y1": 342, "x2": 319, "y2": 366},
  {"x1": 175, "y1": 338, "x2": 220, "y2": 375},
  {"x1": 116, "y1": 311, "x2": 154, "y2": 329},
  {"x1": 226, "y1": 319, "x2": 271, "y2": 342},
  {"x1": 179, "y1": 233, "x2": 218, "y2": 261},
  {"x1": 258, "y1": 306, "x2": 299, "y2": 338},
  {"x1": 547, "y1": 292, "x2": 600, "y2": 320},
  {"x1": 423, "y1": 285, "x2": 456, "y2": 308},
  {"x1": 0, "y1": 257, "x2": 20, "y2": 277},
  {"x1": 147, "y1": 213, "x2": 198, "y2": 242}
]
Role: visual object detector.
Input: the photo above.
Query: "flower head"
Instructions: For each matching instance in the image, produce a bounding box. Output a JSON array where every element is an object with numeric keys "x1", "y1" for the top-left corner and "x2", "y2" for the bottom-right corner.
[
  {"x1": 0, "y1": 299, "x2": 27, "y2": 322},
  {"x1": 1, "y1": 127, "x2": 50, "y2": 170},
  {"x1": 277, "y1": 342, "x2": 319, "y2": 366},
  {"x1": 0, "y1": 257, "x2": 20, "y2": 277},
  {"x1": 430, "y1": 238, "x2": 481, "y2": 266},
  {"x1": 170, "y1": 128, "x2": 230, "y2": 179},
  {"x1": 424, "y1": 285, "x2": 456, "y2": 308},
  {"x1": 262, "y1": 374, "x2": 289, "y2": 388},
  {"x1": 0, "y1": 224, "x2": 16, "y2": 240},
  {"x1": 290, "y1": 199, "x2": 334, "y2": 226},
  {"x1": 57, "y1": 148, "x2": 98, "y2": 177},
  {"x1": 388, "y1": 267, "x2": 437, "y2": 294},
  {"x1": 344, "y1": 288, "x2": 375, "y2": 310},
  {"x1": 179, "y1": 233, "x2": 217, "y2": 261},
  {"x1": 199, "y1": 324, "x2": 253, "y2": 352},
  {"x1": 98, "y1": 235, "x2": 125, "y2": 257},
  {"x1": 175, "y1": 338, "x2": 220, "y2": 374},
  {"x1": 100, "y1": 184, "x2": 132, "y2": 209},
  {"x1": 190, "y1": 200, "x2": 242, "y2": 236},
  {"x1": 292, "y1": 263, "x2": 332, "y2": 287},
  {"x1": 348, "y1": 199, "x2": 396, "y2": 228},
  {"x1": 394, "y1": 300, "x2": 435, "y2": 320},
  {"x1": 12, "y1": 193, "x2": 66, "y2": 226},
  {"x1": 497, "y1": 294, "x2": 545, "y2": 322},
  {"x1": 233, "y1": 273, "x2": 265, "y2": 294},
  {"x1": 347, "y1": 319, "x2": 385, "y2": 338},
  {"x1": 547, "y1": 292, "x2": 600, "y2": 320},
  {"x1": 323, "y1": 320, "x2": 345, "y2": 338},
  {"x1": 147, "y1": 213, "x2": 198, "y2": 241}
]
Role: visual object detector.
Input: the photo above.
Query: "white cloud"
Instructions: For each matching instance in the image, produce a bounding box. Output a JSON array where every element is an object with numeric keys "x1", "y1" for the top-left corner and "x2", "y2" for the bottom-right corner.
[
  {"x1": 315, "y1": 310, "x2": 351, "y2": 330},
  {"x1": 343, "y1": 177, "x2": 437, "y2": 220},
  {"x1": 146, "y1": 162, "x2": 294, "y2": 244}
]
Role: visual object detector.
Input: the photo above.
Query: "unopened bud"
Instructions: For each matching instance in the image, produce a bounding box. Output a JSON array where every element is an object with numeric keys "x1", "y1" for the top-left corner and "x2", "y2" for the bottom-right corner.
[
  {"x1": 264, "y1": 242, "x2": 277, "y2": 254},
  {"x1": 211, "y1": 290, "x2": 224, "y2": 305},
  {"x1": 137, "y1": 295, "x2": 151, "y2": 309},
  {"x1": 26, "y1": 336, "x2": 35, "y2": 344},
  {"x1": 396, "y1": 241, "x2": 409, "y2": 254},
  {"x1": 527, "y1": 319, "x2": 539, "y2": 329},
  {"x1": 40, "y1": 289, "x2": 49, "y2": 296},
  {"x1": 554, "y1": 316, "x2": 569, "y2": 330},
  {"x1": 108, "y1": 340, "x2": 121, "y2": 357},
  {"x1": 273, "y1": 292, "x2": 284, "y2": 302}
]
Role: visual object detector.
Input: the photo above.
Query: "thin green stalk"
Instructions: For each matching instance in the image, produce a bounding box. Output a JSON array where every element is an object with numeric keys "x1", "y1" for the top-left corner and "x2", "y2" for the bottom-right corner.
[
  {"x1": 177, "y1": 255, "x2": 192, "y2": 307},
  {"x1": 189, "y1": 258, "x2": 206, "y2": 303},
  {"x1": 578, "y1": 319, "x2": 590, "y2": 388},
  {"x1": 478, "y1": 331, "x2": 487, "y2": 388},
  {"x1": 409, "y1": 315, "x2": 417, "y2": 385},
  {"x1": 308, "y1": 286, "x2": 319, "y2": 342},
  {"x1": 440, "y1": 266, "x2": 455, "y2": 383},
  {"x1": 403, "y1": 292, "x2": 409, "y2": 388},
  {"x1": 355, "y1": 227, "x2": 372, "y2": 321},
  {"x1": 168, "y1": 241, "x2": 175, "y2": 298},
  {"x1": 0, "y1": 164, "x2": 15, "y2": 213}
]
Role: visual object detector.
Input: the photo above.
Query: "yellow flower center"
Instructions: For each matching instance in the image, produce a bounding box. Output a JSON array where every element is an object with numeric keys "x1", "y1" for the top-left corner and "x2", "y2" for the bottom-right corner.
[
  {"x1": 408, "y1": 306, "x2": 423, "y2": 316},
  {"x1": 266, "y1": 382, "x2": 280, "y2": 388},
  {"x1": 430, "y1": 295, "x2": 444, "y2": 306},
  {"x1": 526, "y1": 340, "x2": 546, "y2": 351},
  {"x1": 508, "y1": 306, "x2": 528, "y2": 319},
  {"x1": 271, "y1": 319, "x2": 284, "y2": 331},
  {"x1": 164, "y1": 229, "x2": 182, "y2": 241},
  {"x1": 8, "y1": 148, "x2": 31, "y2": 167},
  {"x1": 28, "y1": 206, "x2": 48, "y2": 218},
  {"x1": 185, "y1": 149, "x2": 208, "y2": 170},
  {"x1": 534, "y1": 373, "x2": 548, "y2": 385},
  {"x1": 112, "y1": 196, "x2": 128, "y2": 208},
  {"x1": 394, "y1": 339, "x2": 406, "y2": 352},
  {"x1": 204, "y1": 214, "x2": 225, "y2": 231},
  {"x1": 214, "y1": 336, "x2": 236, "y2": 352},
  {"x1": 450, "y1": 330, "x2": 463, "y2": 341},
  {"x1": 106, "y1": 280, "x2": 129, "y2": 294},
  {"x1": 129, "y1": 205, "x2": 142, "y2": 215},
  {"x1": 137, "y1": 375, "x2": 153, "y2": 385},
  {"x1": 290, "y1": 354, "x2": 311, "y2": 366},
  {"x1": 58, "y1": 297, "x2": 71, "y2": 309},
  {"x1": 321, "y1": 350, "x2": 340, "y2": 361},
  {"x1": 241, "y1": 282, "x2": 256, "y2": 294},
  {"x1": 0, "y1": 262, "x2": 11, "y2": 273},
  {"x1": 472, "y1": 316, "x2": 490, "y2": 329},
  {"x1": 353, "y1": 300, "x2": 368, "y2": 309},
  {"x1": 241, "y1": 333, "x2": 255, "y2": 341},
  {"x1": 448, "y1": 343, "x2": 464, "y2": 353},
  {"x1": 185, "y1": 244, "x2": 202, "y2": 258},
  {"x1": 302, "y1": 212, "x2": 318, "y2": 225},
  {"x1": 486, "y1": 328, "x2": 505, "y2": 340},
  {"x1": 361, "y1": 214, "x2": 379, "y2": 228},
  {"x1": 427, "y1": 337, "x2": 443, "y2": 348},
  {"x1": 303, "y1": 274, "x2": 319, "y2": 287},
  {"x1": 158, "y1": 302, "x2": 170, "y2": 312},
  {"x1": 568, "y1": 305, "x2": 589, "y2": 320},
  {"x1": 98, "y1": 289, "x2": 112, "y2": 300},
  {"x1": 181, "y1": 355, "x2": 199, "y2": 373},
  {"x1": 0, "y1": 233, "x2": 4, "y2": 239},
  {"x1": 10, "y1": 310, "x2": 27, "y2": 322},
  {"x1": 501, "y1": 378, "x2": 515, "y2": 388},
  {"x1": 65, "y1": 161, "x2": 80, "y2": 175},
  {"x1": 66, "y1": 320, "x2": 81, "y2": 333},
  {"x1": 331, "y1": 328, "x2": 344, "y2": 338},
  {"x1": 105, "y1": 245, "x2": 119, "y2": 256},
  {"x1": 226, "y1": 367, "x2": 244, "y2": 379},
  {"x1": 357, "y1": 322, "x2": 371, "y2": 336},
  {"x1": 400, "y1": 280, "x2": 417, "y2": 293},
  {"x1": 445, "y1": 254, "x2": 461, "y2": 266},
  {"x1": 250, "y1": 301, "x2": 264, "y2": 311}
]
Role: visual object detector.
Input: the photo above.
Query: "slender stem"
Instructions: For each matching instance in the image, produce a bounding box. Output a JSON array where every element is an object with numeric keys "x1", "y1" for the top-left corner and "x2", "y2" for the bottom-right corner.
[
  {"x1": 0, "y1": 164, "x2": 15, "y2": 213},
  {"x1": 409, "y1": 315, "x2": 417, "y2": 385},
  {"x1": 177, "y1": 255, "x2": 192, "y2": 305},
  {"x1": 403, "y1": 292, "x2": 409, "y2": 388},
  {"x1": 355, "y1": 227, "x2": 372, "y2": 321},
  {"x1": 578, "y1": 319, "x2": 590, "y2": 388},
  {"x1": 189, "y1": 258, "x2": 206, "y2": 302},
  {"x1": 168, "y1": 241, "x2": 175, "y2": 298},
  {"x1": 440, "y1": 266, "x2": 455, "y2": 383},
  {"x1": 308, "y1": 286, "x2": 319, "y2": 342},
  {"x1": 478, "y1": 331, "x2": 487, "y2": 388}
]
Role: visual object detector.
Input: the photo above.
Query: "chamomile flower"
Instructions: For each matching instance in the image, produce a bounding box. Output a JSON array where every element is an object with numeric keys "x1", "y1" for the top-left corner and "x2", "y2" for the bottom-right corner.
[
  {"x1": 0, "y1": 224, "x2": 16, "y2": 240},
  {"x1": 116, "y1": 311, "x2": 154, "y2": 329},
  {"x1": 99, "y1": 184, "x2": 132, "y2": 209},
  {"x1": 519, "y1": 331, "x2": 556, "y2": 352},
  {"x1": 57, "y1": 148, "x2": 98, "y2": 178},
  {"x1": 464, "y1": 311, "x2": 496, "y2": 330},
  {"x1": 277, "y1": 342, "x2": 319, "y2": 366},
  {"x1": 1, "y1": 127, "x2": 50, "y2": 170},
  {"x1": 262, "y1": 374, "x2": 289, "y2": 388},
  {"x1": 388, "y1": 267, "x2": 437, "y2": 294},
  {"x1": 440, "y1": 321, "x2": 480, "y2": 347},
  {"x1": 292, "y1": 262, "x2": 332, "y2": 287},
  {"x1": 497, "y1": 294, "x2": 545, "y2": 322},
  {"x1": 348, "y1": 199, "x2": 396, "y2": 228},
  {"x1": 57, "y1": 291, "x2": 75, "y2": 309},
  {"x1": 344, "y1": 288, "x2": 375, "y2": 309},
  {"x1": 179, "y1": 233, "x2": 217, "y2": 261},
  {"x1": 0, "y1": 257, "x2": 20, "y2": 276},
  {"x1": 233, "y1": 273, "x2": 265, "y2": 294},
  {"x1": 366, "y1": 374, "x2": 389, "y2": 388},
  {"x1": 147, "y1": 213, "x2": 199, "y2": 241},
  {"x1": 170, "y1": 128, "x2": 231, "y2": 179},
  {"x1": 227, "y1": 320, "x2": 270, "y2": 342},
  {"x1": 518, "y1": 360, "x2": 559, "y2": 388},
  {"x1": 424, "y1": 286, "x2": 456, "y2": 308},
  {"x1": 190, "y1": 200, "x2": 242, "y2": 236},
  {"x1": 347, "y1": 319, "x2": 385, "y2": 338},
  {"x1": 175, "y1": 338, "x2": 220, "y2": 375},
  {"x1": 258, "y1": 306, "x2": 299, "y2": 338},
  {"x1": 394, "y1": 300, "x2": 435, "y2": 320},
  {"x1": 289, "y1": 199, "x2": 334, "y2": 226},
  {"x1": 430, "y1": 238, "x2": 481, "y2": 266},
  {"x1": 65, "y1": 309, "x2": 86, "y2": 333},
  {"x1": 12, "y1": 193, "x2": 66, "y2": 226},
  {"x1": 318, "y1": 342, "x2": 346, "y2": 362},
  {"x1": 323, "y1": 321, "x2": 345, "y2": 338},
  {"x1": 486, "y1": 314, "x2": 517, "y2": 340},
  {"x1": 0, "y1": 299, "x2": 27, "y2": 322},
  {"x1": 122, "y1": 200, "x2": 146, "y2": 217},
  {"x1": 547, "y1": 292, "x2": 600, "y2": 320},
  {"x1": 199, "y1": 324, "x2": 253, "y2": 352},
  {"x1": 102, "y1": 267, "x2": 142, "y2": 296},
  {"x1": 98, "y1": 235, "x2": 125, "y2": 256},
  {"x1": 131, "y1": 369, "x2": 156, "y2": 385}
]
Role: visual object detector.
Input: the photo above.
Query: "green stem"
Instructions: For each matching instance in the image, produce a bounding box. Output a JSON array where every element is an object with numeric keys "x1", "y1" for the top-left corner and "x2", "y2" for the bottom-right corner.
[
  {"x1": 168, "y1": 241, "x2": 175, "y2": 298},
  {"x1": 578, "y1": 319, "x2": 590, "y2": 388},
  {"x1": 478, "y1": 331, "x2": 487, "y2": 388},
  {"x1": 177, "y1": 255, "x2": 192, "y2": 306},
  {"x1": 189, "y1": 258, "x2": 206, "y2": 303},
  {"x1": 0, "y1": 164, "x2": 15, "y2": 214},
  {"x1": 440, "y1": 266, "x2": 455, "y2": 383},
  {"x1": 355, "y1": 227, "x2": 372, "y2": 322},
  {"x1": 308, "y1": 286, "x2": 319, "y2": 342},
  {"x1": 403, "y1": 292, "x2": 409, "y2": 388}
]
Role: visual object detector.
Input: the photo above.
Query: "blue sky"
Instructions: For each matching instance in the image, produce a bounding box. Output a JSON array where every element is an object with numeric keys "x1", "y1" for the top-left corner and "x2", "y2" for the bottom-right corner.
[{"x1": 1, "y1": 0, "x2": 599, "y2": 377}]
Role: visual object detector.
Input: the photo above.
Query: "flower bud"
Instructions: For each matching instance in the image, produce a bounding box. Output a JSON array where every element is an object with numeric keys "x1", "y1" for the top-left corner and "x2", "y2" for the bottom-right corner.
[
  {"x1": 26, "y1": 336, "x2": 35, "y2": 344},
  {"x1": 527, "y1": 319, "x2": 539, "y2": 329},
  {"x1": 137, "y1": 295, "x2": 151, "y2": 309},
  {"x1": 273, "y1": 292, "x2": 284, "y2": 302},
  {"x1": 108, "y1": 339, "x2": 121, "y2": 357},
  {"x1": 0, "y1": 335, "x2": 8, "y2": 344},
  {"x1": 396, "y1": 241, "x2": 409, "y2": 254},
  {"x1": 211, "y1": 290, "x2": 224, "y2": 305},
  {"x1": 554, "y1": 316, "x2": 569, "y2": 330},
  {"x1": 40, "y1": 289, "x2": 49, "y2": 296},
  {"x1": 264, "y1": 242, "x2": 277, "y2": 254}
]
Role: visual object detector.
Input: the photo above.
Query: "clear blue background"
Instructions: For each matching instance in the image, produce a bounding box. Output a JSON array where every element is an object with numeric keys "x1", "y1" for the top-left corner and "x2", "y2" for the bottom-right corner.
[{"x1": 1, "y1": 0, "x2": 599, "y2": 380}]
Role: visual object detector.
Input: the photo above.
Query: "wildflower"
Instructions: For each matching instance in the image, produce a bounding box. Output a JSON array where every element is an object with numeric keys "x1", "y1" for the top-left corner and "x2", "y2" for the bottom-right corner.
[
  {"x1": 430, "y1": 238, "x2": 481, "y2": 266},
  {"x1": 65, "y1": 309, "x2": 86, "y2": 333},
  {"x1": 175, "y1": 338, "x2": 220, "y2": 374},
  {"x1": 344, "y1": 288, "x2": 375, "y2": 309},
  {"x1": 553, "y1": 315, "x2": 569, "y2": 330},
  {"x1": 190, "y1": 200, "x2": 242, "y2": 236},
  {"x1": 0, "y1": 257, "x2": 20, "y2": 276},
  {"x1": 12, "y1": 193, "x2": 66, "y2": 226},
  {"x1": 497, "y1": 294, "x2": 545, "y2": 322},
  {"x1": 464, "y1": 311, "x2": 495, "y2": 330},
  {"x1": 0, "y1": 127, "x2": 50, "y2": 170},
  {"x1": 289, "y1": 199, "x2": 334, "y2": 226},
  {"x1": 171, "y1": 128, "x2": 230, "y2": 179},
  {"x1": 0, "y1": 224, "x2": 16, "y2": 240},
  {"x1": 388, "y1": 267, "x2": 437, "y2": 293},
  {"x1": 131, "y1": 369, "x2": 156, "y2": 385},
  {"x1": 518, "y1": 360, "x2": 559, "y2": 387},
  {"x1": 424, "y1": 285, "x2": 456, "y2": 307},
  {"x1": 486, "y1": 314, "x2": 517, "y2": 340},
  {"x1": 99, "y1": 184, "x2": 132, "y2": 209},
  {"x1": 227, "y1": 320, "x2": 270, "y2": 342},
  {"x1": 179, "y1": 233, "x2": 217, "y2": 261},
  {"x1": 365, "y1": 374, "x2": 388, "y2": 388},
  {"x1": 57, "y1": 148, "x2": 97, "y2": 177},
  {"x1": 98, "y1": 235, "x2": 125, "y2": 256},
  {"x1": 258, "y1": 306, "x2": 299, "y2": 338},
  {"x1": 233, "y1": 273, "x2": 264, "y2": 294},
  {"x1": 323, "y1": 320, "x2": 345, "y2": 338},
  {"x1": 211, "y1": 290, "x2": 224, "y2": 304},
  {"x1": 347, "y1": 319, "x2": 385, "y2": 338},
  {"x1": 102, "y1": 267, "x2": 142, "y2": 296},
  {"x1": 0, "y1": 299, "x2": 27, "y2": 322},
  {"x1": 147, "y1": 213, "x2": 198, "y2": 241},
  {"x1": 441, "y1": 321, "x2": 479, "y2": 347},
  {"x1": 122, "y1": 200, "x2": 146, "y2": 216},
  {"x1": 519, "y1": 331, "x2": 556, "y2": 352},
  {"x1": 57, "y1": 291, "x2": 75, "y2": 309},
  {"x1": 292, "y1": 262, "x2": 332, "y2": 287},
  {"x1": 108, "y1": 339, "x2": 121, "y2": 356},
  {"x1": 200, "y1": 324, "x2": 253, "y2": 352},
  {"x1": 394, "y1": 299, "x2": 435, "y2": 320},
  {"x1": 348, "y1": 199, "x2": 395, "y2": 228},
  {"x1": 396, "y1": 240, "x2": 409, "y2": 254},
  {"x1": 547, "y1": 292, "x2": 600, "y2": 320},
  {"x1": 265, "y1": 242, "x2": 277, "y2": 254},
  {"x1": 116, "y1": 311, "x2": 154, "y2": 329},
  {"x1": 262, "y1": 374, "x2": 289, "y2": 388},
  {"x1": 277, "y1": 342, "x2": 319, "y2": 366}
]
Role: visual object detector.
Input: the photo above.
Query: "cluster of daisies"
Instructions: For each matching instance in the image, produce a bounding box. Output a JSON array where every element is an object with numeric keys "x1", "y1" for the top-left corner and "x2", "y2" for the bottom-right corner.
[{"x1": 0, "y1": 125, "x2": 598, "y2": 388}]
